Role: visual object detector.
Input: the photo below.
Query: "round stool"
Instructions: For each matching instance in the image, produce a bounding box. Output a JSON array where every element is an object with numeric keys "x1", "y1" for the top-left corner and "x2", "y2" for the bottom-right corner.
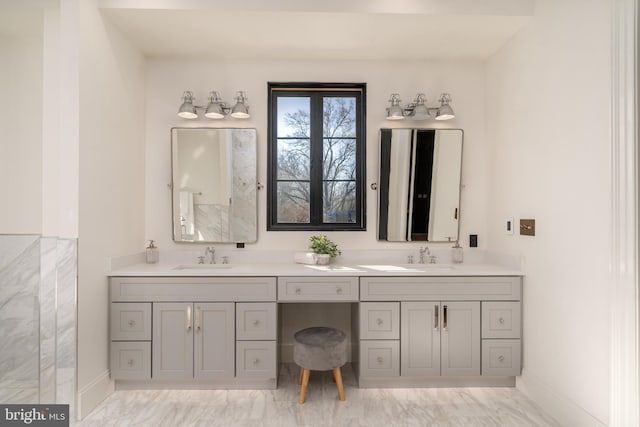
[{"x1": 293, "y1": 326, "x2": 347, "y2": 404}]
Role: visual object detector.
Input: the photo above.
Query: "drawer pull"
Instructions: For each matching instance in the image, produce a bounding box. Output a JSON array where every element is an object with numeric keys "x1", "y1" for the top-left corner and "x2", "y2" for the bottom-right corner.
[
  {"x1": 187, "y1": 305, "x2": 192, "y2": 331},
  {"x1": 376, "y1": 356, "x2": 384, "y2": 364},
  {"x1": 252, "y1": 320, "x2": 260, "y2": 326},
  {"x1": 253, "y1": 358, "x2": 260, "y2": 364},
  {"x1": 127, "y1": 359, "x2": 135, "y2": 366},
  {"x1": 128, "y1": 320, "x2": 136, "y2": 327},
  {"x1": 376, "y1": 318, "x2": 383, "y2": 326},
  {"x1": 498, "y1": 355, "x2": 505, "y2": 362},
  {"x1": 336, "y1": 287, "x2": 343, "y2": 294},
  {"x1": 443, "y1": 305, "x2": 448, "y2": 331},
  {"x1": 434, "y1": 304, "x2": 439, "y2": 330},
  {"x1": 499, "y1": 317, "x2": 505, "y2": 324},
  {"x1": 295, "y1": 287, "x2": 301, "y2": 294}
]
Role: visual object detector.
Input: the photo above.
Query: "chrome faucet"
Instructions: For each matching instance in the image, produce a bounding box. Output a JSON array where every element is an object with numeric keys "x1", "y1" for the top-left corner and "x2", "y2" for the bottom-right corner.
[
  {"x1": 419, "y1": 246, "x2": 429, "y2": 264},
  {"x1": 205, "y1": 246, "x2": 216, "y2": 264}
]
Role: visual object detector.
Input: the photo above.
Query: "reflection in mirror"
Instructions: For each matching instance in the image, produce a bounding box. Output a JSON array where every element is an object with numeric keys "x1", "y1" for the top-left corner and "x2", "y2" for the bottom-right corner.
[
  {"x1": 171, "y1": 128, "x2": 257, "y2": 243},
  {"x1": 378, "y1": 128, "x2": 463, "y2": 242}
]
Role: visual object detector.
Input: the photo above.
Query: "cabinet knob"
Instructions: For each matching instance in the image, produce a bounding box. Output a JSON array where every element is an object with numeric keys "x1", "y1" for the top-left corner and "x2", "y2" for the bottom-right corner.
[
  {"x1": 498, "y1": 355, "x2": 505, "y2": 362},
  {"x1": 295, "y1": 287, "x2": 301, "y2": 294},
  {"x1": 128, "y1": 320, "x2": 136, "y2": 327},
  {"x1": 252, "y1": 320, "x2": 260, "y2": 326},
  {"x1": 127, "y1": 359, "x2": 135, "y2": 366},
  {"x1": 336, "y1": 287, "x2": 343, "y2": 294},
  {"x1": 376, "y1": 318, "x2": 383, "y2": 326},
  {"x1": 376, "y1": 356, "x2": 384, "y2": 364},
  {"x1": 253, "y1": 358, "x2": 260, "y2": 364},
  {"x1": 498, "y1": 317, "x2": 505, "y2": 324}
]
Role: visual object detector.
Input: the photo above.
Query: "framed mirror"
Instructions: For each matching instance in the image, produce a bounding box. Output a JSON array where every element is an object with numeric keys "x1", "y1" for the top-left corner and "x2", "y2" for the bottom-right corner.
[
  {"x1": 378, "y1": 128, "x2": 463, "y2": 242},
  {"x1": 171, "y1": 128, "x2": 257, "y2": 243}
]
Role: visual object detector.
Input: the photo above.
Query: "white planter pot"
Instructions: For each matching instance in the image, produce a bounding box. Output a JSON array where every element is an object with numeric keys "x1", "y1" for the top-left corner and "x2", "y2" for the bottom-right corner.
[{"x1": 315, "y1": 254, "x2": 331, "y2": 265}]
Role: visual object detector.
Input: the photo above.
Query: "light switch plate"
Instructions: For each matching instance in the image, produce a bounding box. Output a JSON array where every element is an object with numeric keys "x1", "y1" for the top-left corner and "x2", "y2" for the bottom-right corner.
[{"x1": 520, "y1": 219, "x2": 535, "y2": 236}]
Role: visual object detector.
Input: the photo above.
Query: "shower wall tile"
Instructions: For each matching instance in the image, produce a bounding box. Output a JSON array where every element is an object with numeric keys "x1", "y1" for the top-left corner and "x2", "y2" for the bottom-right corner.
[
  {"x1": 39, "y1": 237, "x2": 58, "y2": 403},
  {"x1": 0, "y1": 235, "x2": 41, "y2": 404},
  {"x1": 56, "y1": 238, "x2": 76, "y2": 415},
  {"x1": 0, "y1": 235, "x2": 77, "y2": 414}
]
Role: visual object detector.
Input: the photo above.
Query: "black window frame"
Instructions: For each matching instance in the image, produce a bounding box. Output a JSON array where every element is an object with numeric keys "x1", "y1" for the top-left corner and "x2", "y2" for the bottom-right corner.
[{"x1": 267, "y1": 82, "x2": 366, "y2": 231}]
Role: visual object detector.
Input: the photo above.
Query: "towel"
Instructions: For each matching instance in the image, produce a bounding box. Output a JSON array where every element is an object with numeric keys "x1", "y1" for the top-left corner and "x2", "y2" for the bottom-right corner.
[{"x1": 179, "y1": 191, "x2": 195, "y2": 236}]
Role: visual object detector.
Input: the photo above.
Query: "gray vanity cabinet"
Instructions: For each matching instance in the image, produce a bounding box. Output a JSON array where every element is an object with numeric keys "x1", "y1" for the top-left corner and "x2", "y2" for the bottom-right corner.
[
  {"x1": 401, "y1": 301, "x2": 480, "y2": 377},
  {"x1": 152, "y1": 302, "x2": 235, "y2": 380},
  {"x1": 110, "y1": 277, "x2": 278, "y2": 387}
]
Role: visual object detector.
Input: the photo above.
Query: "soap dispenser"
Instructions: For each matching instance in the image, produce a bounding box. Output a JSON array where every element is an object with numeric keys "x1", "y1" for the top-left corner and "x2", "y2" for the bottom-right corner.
[
  {"x1": 451, "y1": 242, "x2": 463, "y2": 264},
  {"x1": 146, "y1": 240, "x2": 158, "y2": 264}
]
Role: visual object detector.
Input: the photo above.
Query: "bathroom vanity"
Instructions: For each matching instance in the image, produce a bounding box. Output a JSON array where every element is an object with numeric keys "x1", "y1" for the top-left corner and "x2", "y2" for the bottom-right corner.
[{"x1": 108, "y1": 262, "x2": 522, "y2": 390}]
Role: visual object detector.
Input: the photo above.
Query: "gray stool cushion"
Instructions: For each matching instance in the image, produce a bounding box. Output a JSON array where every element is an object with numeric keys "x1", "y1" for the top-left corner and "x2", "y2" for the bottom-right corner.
[{"x1": 293, "y1": 327, "x2": 347, "y2": 371}]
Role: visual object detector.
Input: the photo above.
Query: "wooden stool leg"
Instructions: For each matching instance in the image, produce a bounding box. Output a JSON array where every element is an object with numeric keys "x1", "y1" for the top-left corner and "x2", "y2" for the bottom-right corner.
[
  {"x1": 299, "y1": 368, "x2": 310, "y2": 404},
  {"x1": 333, "y1": 367, "x2": 345, "y2": 401},
  {"x1": 298, "y1": 367, "x2": 304, "y2": 385}
]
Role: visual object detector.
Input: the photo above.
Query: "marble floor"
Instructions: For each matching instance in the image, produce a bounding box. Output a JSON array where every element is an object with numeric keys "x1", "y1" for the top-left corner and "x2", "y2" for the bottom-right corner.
[{"x1": 74, "y1": 364, "x2": 561, "y2": 427}]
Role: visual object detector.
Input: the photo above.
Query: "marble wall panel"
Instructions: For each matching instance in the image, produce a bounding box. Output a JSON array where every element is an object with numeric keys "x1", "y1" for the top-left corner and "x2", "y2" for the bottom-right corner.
[
  {"x1": 0, "y1": 235, "x2": 77, "y2": 415},
  {"x1": 0, "y1": 235, "x2": 40, "y2": 404}
]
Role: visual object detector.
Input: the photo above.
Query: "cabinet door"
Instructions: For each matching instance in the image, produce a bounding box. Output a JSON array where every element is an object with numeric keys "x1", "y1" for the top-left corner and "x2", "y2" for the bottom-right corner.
[
  {"x1": 401, "y1": 301, "x2": 440, "y2": 376},
  {"x1": 441, "y1": 301, "x2": 480, "y2": 376},
  {"x1": 194, "y1": 303, "x2": 235, "y2": 379},
  {"x1": 153, "y1": 303, "x2": 194, "y2": 380}
]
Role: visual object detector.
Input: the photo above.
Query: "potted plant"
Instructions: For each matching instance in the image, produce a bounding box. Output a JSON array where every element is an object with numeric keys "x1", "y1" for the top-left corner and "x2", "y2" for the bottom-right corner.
[{"x1": 309, "y1": 234, "x2": 340, "y2": 265}]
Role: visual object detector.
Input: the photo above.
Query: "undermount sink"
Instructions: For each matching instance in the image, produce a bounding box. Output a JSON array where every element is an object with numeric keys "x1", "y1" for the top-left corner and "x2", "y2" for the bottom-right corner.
[
  {"x1": 304, "y1": 265, "x2": 367, "y2": 273},
  {"x1": 172, "y1": 264, "x2": 234, "y2": 270},
  {"x1": 359, "y1": 264, "x2": 454, "y2": 273}
]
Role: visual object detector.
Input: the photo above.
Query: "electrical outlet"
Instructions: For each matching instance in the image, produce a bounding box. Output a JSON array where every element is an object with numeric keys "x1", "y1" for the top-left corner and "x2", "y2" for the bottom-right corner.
[{"x1": 506, "y1": 217, "x2": 514, "y2": 235}]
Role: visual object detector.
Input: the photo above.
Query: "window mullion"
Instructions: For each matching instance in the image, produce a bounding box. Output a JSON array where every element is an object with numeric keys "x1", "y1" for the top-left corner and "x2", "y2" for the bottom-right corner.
[{"x1": 309, "y1": 94, "x2": 324, "y2": 225}]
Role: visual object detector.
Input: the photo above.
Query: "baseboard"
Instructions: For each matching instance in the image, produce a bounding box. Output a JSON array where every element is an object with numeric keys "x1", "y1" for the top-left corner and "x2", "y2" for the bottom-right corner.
[
  {"x1": 516, "y1": 370, "x2": 606, "y2": 427},
  {"x1": 76, "y1": 370, "x2": 114, "y2": 420}
]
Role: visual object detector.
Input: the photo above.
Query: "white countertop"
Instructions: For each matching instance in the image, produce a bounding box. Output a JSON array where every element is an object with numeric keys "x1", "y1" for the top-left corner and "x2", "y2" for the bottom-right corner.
[{"x1": 108, "y1": 261, "x2": 522, "y2": 277}]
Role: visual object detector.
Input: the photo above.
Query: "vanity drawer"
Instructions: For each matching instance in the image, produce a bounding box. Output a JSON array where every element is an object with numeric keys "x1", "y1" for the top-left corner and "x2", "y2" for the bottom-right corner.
[
  {"x1": 235, "y1": 341, "x2": 277, "y2": 379},
  {"x1": 110, "y1": 302, "x2": 151, "y2": 341},
  {"x1": 359, "y1": 340, "x2": 400, "y2": 377},
  {"x1": 360, "y1": 276, "x2": 522, "y2": 301},
  {"x1": 110, "y1": 341, "x2": 151, "y2": 380},
  {"x1": 110, "y1": 277, "x2": 277, "y2": 302},
  {"x1": 482, "y1": 302, "x2": 521, "y2": 338},
  {"x1": 236, "y1": 303, "x2": 277, "y2": 340},
  {"x1": 482, "y1": 339, "x2": 521, "y2": 376},
  {"x1": 360, "y1": 302, "x2": 400, "y2": 340},
  {"x1": 277, "y1": 277, "x2": 359, "y2": 301}
]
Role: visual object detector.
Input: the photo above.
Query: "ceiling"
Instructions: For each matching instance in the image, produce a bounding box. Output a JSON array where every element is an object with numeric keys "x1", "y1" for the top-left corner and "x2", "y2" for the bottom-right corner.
[
  {"x1": 100, "y1": 6, "x2": 532, "y2": 61},
  {"x1": 0, "y1": 0, "x2": 533, "y2": 61}
]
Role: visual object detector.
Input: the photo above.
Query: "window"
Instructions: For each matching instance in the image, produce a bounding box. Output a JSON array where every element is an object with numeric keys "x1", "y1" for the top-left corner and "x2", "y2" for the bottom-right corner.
[{"x1": 268, "y1": 83, "x2": 366, "y2": 231}]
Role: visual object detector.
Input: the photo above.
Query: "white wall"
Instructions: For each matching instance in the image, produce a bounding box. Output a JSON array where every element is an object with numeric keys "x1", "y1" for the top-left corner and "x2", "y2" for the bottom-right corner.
[
  {"x1": 146, "y1": 59, "x2": 488, "y2": 254},
  {"x1": 485, "y1": 0, "x2": 610, "y2": 424},
  {"x1": 76, "y1": 0, "x2": 145, "y2": 417},
  {"x1": 0, "y1": 34, "x2": 43, "y2": 234}
]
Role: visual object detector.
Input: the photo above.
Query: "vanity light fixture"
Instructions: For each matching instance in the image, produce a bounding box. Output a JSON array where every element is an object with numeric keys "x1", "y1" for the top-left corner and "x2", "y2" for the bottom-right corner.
[
  {"x1": 177, "y1": 90, "x2": 251, "y2": 120},
  {"x1": 230, "y1": 91, "x2": 250, "y2": 119},
  {"x1": 385, "y1": 92, "x2": 455, "y2": 121}
]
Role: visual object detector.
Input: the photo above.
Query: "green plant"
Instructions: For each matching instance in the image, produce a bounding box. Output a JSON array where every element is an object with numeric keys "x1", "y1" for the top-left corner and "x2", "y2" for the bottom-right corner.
[{"x1": 309, "y1": 234, "x2": 340, "y2": 258}]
